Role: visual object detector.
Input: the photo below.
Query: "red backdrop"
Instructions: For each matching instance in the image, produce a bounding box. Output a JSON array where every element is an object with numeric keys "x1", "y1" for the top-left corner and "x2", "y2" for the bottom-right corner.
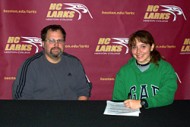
[{"x1": 0, "y1": 0, "x2": 190, "y2": 100}]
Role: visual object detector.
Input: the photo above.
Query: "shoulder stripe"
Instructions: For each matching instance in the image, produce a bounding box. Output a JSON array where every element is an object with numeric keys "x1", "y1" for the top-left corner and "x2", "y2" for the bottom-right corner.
[{"x1": 15, "y1": 52, "x2": 43, "y2": 99}]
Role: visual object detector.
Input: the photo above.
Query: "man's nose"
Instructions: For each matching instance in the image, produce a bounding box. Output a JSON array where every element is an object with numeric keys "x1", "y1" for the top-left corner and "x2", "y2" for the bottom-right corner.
[{"x1": 54, "y1": 41, "x2": 59, "y2": 46}]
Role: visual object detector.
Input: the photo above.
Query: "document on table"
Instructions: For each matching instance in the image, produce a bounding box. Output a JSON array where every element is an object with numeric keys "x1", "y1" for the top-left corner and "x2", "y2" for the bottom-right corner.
[{"x1": 103, "y1": 100, "x2": 140, "y2": 116}]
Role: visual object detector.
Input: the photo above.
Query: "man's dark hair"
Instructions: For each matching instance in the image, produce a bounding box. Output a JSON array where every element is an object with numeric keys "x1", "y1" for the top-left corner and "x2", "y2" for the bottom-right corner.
[{"x1": 41, "y1": 24, "x2": 66, "y2": 41}]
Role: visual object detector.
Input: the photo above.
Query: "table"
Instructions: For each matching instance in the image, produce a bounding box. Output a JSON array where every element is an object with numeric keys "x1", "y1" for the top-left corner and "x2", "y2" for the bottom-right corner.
[{"x1": 0, "y1": 100, "x2": 189, "y2": 127}]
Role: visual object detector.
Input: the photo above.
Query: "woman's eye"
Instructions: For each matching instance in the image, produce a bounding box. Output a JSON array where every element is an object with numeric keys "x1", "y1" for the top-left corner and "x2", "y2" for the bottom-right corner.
[
  {"x1": 141, "y1": 45, "x2": 147, "y2": 48},
  {"x1": 132, "y1": 46, "x2": 136, "y2": 49}
]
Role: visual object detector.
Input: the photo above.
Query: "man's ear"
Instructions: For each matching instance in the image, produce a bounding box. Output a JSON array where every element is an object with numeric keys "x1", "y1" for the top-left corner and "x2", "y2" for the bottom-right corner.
[{"x1": 42, "y1": 41, "x2": 45, "y2": 48}]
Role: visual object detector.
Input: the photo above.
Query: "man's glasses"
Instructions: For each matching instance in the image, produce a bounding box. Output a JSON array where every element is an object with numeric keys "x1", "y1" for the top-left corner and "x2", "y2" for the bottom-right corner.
[{"x1": 45, "y1": 39, "x2": 65, "y2": 44}]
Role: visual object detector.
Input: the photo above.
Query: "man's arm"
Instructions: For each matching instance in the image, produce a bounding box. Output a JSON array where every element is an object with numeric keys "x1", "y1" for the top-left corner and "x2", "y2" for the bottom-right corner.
[{"x1": 12, "y1": 62, "x2": 36, "y2": 100}]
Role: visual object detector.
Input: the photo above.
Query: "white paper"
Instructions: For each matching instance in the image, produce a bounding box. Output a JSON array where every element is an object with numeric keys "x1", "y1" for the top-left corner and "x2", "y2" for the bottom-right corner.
[{"x1": 103, "y1": 100, "x2": 140, "y2": 116}]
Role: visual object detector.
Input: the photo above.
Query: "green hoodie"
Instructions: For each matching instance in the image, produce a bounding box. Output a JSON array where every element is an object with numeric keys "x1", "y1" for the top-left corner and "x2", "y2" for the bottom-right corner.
[{"x1": 112, "y1": 57, "x2": 177, "y2": 108}]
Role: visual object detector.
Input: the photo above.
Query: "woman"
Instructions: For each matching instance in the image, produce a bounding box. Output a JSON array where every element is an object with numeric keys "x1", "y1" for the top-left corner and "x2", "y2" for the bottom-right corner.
[{"x1": 112, "y1": 30, "x2": 177, "y2": 109}]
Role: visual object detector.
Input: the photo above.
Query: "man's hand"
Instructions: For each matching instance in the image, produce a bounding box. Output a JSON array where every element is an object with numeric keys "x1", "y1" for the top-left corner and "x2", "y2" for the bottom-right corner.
[{"x1": 78, "y1": 96, "x2": 88, "y2": 100}]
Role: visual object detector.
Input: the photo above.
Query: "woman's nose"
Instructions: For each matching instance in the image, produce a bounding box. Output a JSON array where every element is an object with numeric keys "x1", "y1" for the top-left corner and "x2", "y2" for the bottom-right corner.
[{"x1": 136, "y1": 47, "x2": 140, "y2": 53}]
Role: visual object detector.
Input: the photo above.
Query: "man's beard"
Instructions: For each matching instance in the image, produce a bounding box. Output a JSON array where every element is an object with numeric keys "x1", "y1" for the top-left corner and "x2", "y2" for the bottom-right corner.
[{"x1": 50, "y1": 47, "x2": 63, "y2": 59}]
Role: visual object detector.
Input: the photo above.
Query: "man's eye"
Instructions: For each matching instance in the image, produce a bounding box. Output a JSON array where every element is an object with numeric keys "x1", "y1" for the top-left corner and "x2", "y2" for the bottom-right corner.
[
  {"x1": 49, "y1": 40, "x2": 55, "y2": 43},
  {"x1": 57, "y1": 40, "x2": 64, "y2": 43}
]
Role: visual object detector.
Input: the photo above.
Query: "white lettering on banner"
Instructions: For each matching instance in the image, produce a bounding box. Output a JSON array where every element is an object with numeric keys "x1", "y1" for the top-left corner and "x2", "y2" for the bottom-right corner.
[
  {"x1": 4, "y1": 37, "x2": 42, "y2": 54},
  {"x1": 95, "y1": 38, "x2": 129, "y2": 55},
  {"x1": 160, "y1": 5, "x2": 187, "y2": 21},
  {"x1": 64, "y1": 3, "x2": 93, "y2": 20},
  {"x1": 144, "y1": 5, "x2": 186, "y2": 22},
  {"x1": 46, "y1": 3, "x2": 93, "y2": 21}
]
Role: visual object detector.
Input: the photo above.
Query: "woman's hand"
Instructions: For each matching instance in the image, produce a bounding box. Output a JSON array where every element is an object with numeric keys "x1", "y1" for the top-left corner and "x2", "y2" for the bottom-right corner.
[{"x1": 124, "y1": 99, "x2": 142, "y2": 109}]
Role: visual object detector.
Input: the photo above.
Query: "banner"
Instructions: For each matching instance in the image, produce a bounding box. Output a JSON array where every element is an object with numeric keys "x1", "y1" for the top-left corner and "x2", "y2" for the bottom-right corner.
[{"x1": 0, "y1": 0, "x2": 189, "y2": 100}]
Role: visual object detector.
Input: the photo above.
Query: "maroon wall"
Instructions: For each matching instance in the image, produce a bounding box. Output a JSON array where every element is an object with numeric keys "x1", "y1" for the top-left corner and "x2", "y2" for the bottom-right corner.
[{"x1": 0, "y1": 0, "x2": 189, "y2": 100}]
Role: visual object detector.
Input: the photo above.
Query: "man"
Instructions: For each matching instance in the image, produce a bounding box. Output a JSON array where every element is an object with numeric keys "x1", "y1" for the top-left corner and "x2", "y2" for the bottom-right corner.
[{"x1": 12, "y1": 24, "x2": 91, "y2": 100}]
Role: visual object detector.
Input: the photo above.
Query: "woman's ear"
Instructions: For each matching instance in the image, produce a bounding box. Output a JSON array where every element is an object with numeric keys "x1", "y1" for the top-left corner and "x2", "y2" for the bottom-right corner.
[{"x1": 151, "y1": 44, "x2": 155, "y2": 51}]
